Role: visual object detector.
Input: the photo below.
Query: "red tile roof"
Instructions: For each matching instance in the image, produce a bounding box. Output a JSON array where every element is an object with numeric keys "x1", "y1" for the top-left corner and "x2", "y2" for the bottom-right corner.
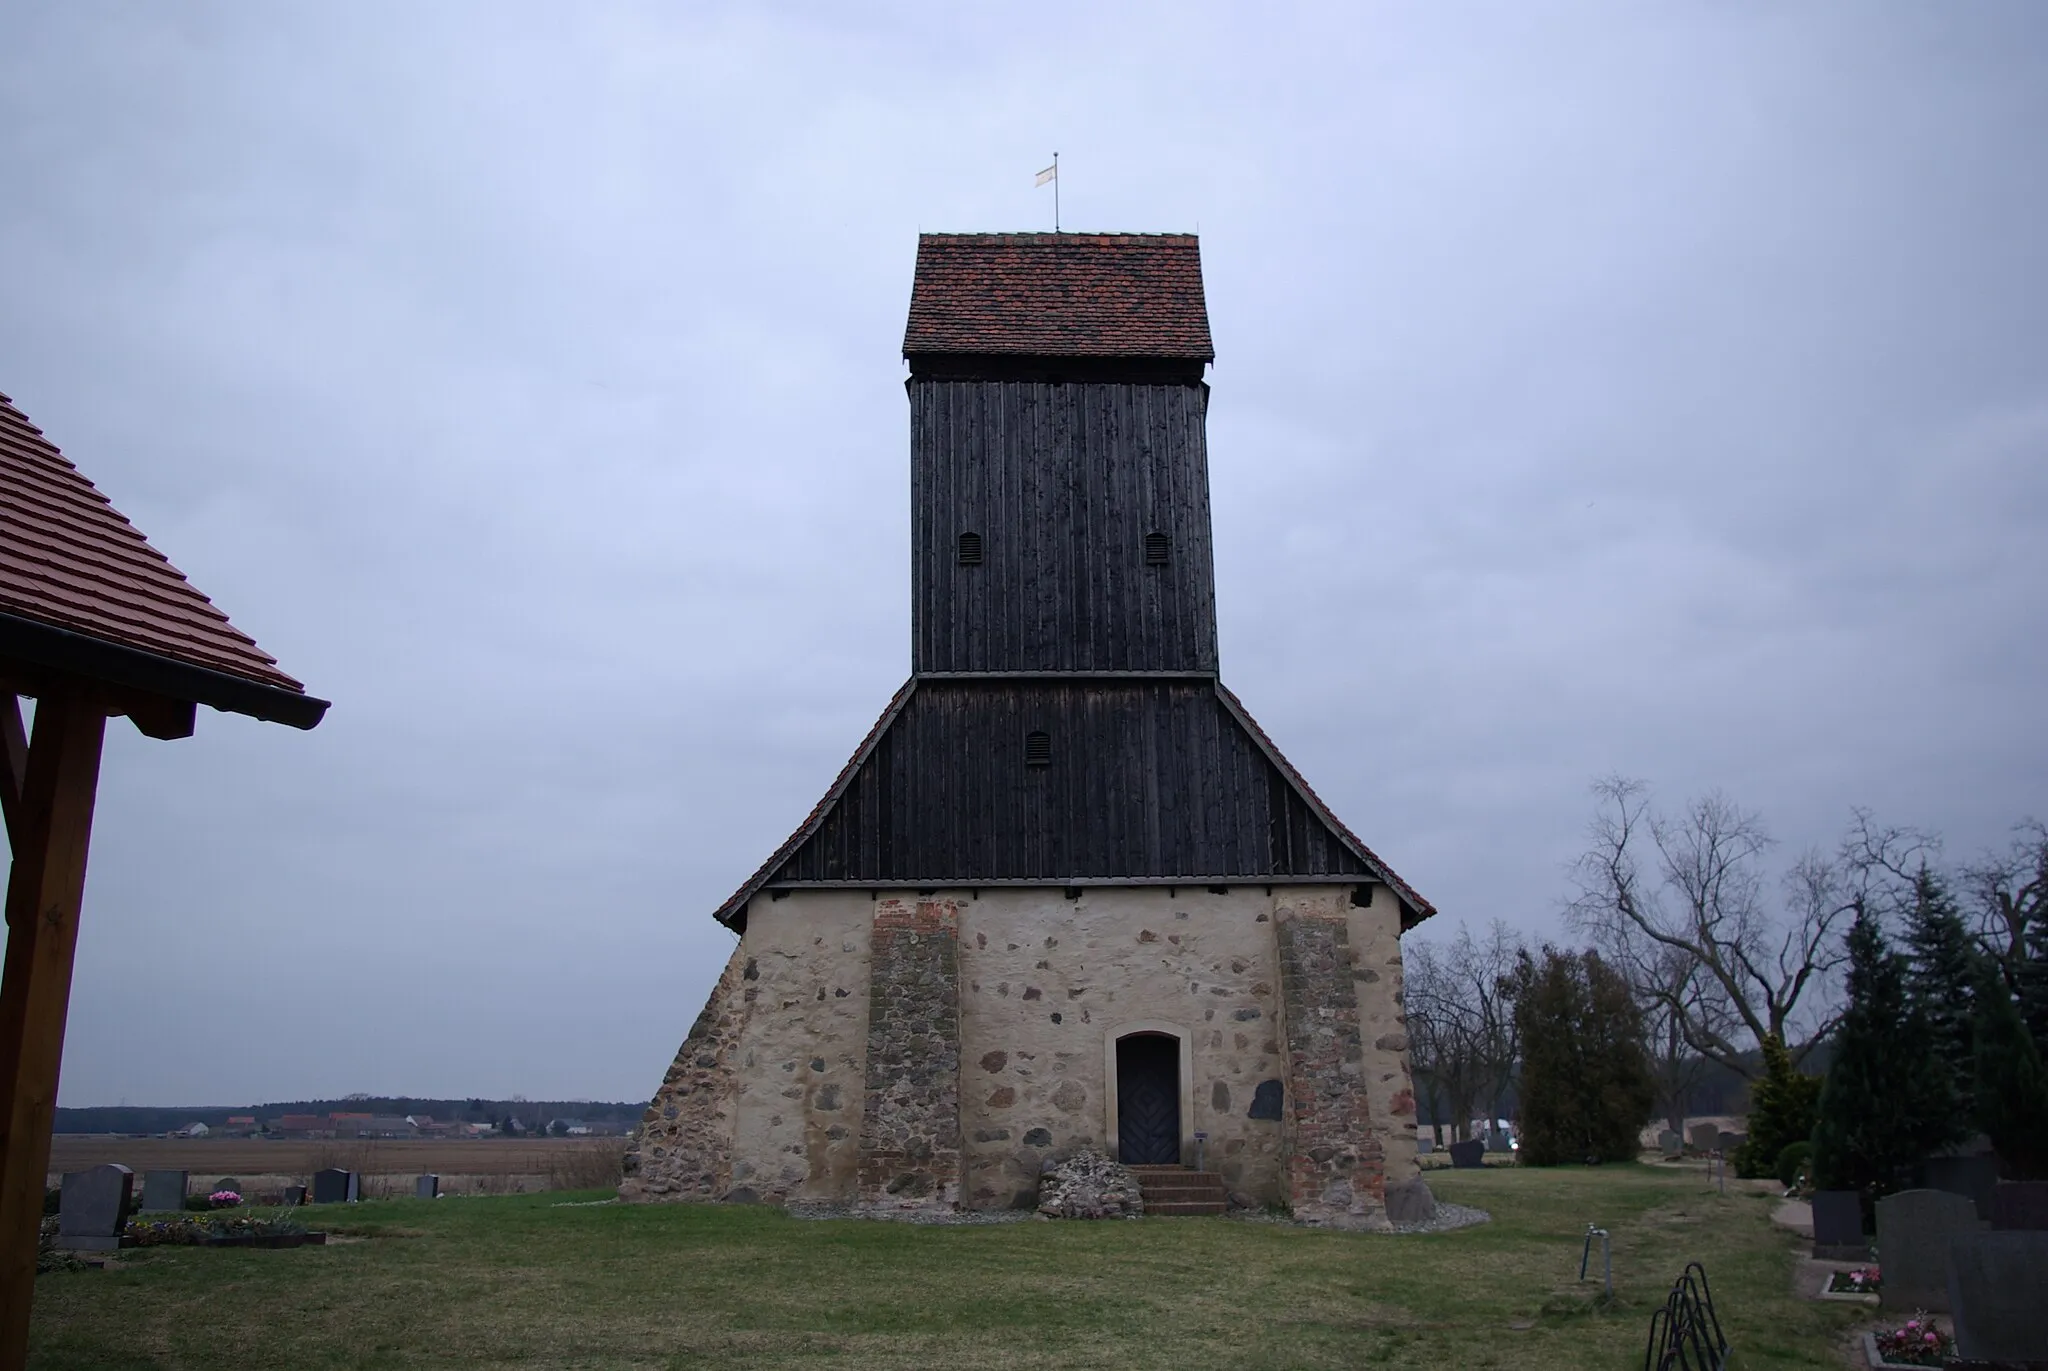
[
  {"x1": 0, "y1": 391, "x2": 308, "y2": 693},
  {"x1": 903, "y1": 233, "x2": 1214, "y2": 360}
]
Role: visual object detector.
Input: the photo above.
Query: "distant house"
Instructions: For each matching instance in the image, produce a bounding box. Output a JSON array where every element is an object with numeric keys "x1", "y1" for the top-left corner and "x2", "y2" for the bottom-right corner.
[
  {"x1": 269, "y1": 1114, "x2": 334, "y2": 1138},
  {"x1": 222, "y1": 1115, "x2": 258, "y2": 1136},
  {"x1": 549, "y1": 1118, "x2": 592, "y2": 1137},
  {"x1": 178, "y1": 1122, "x2": 209, "y2": 1138}
]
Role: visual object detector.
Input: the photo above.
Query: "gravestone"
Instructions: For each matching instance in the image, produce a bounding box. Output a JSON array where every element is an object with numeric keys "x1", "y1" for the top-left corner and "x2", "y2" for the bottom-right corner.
[
  {"x1": 1688, "y1": 1123, "x2": 1720, "y2": 1153},
  {"x1": 1877, "y1": 1188, "x2": 1985, "y2": 1312},
  {"x1": 1923, "y1": 1154, "x2": 1999, "y2": 1222},
  {"x1": 1658, "y1": 1130, "x2": 1683, "y2": 1156},
  {"x1": 57, "y1": 1164, "x2": 133, "y2": 1251},
  {"x1": 1486, "y1": 1130, "x2": 1514, "y2": 1153},
  {"x1": 279, "y1": 1184, "x2": 307, "y2": 1207},
  {"x1": 1811, "y1": 1189, "x2": 1868, "y2": 1259},
  {"x1": 1991, "y1": 1181, "x2": 2048, "y2": 1232},
  {"x1": 1415, "y1": 1136, "x2": 1433, "y2": 1155},
  {"x1": 1447, "y1": 1139, "x2": 1485, "y2": 1169},
  {"x1": 1719, "y1": 1132, "x2": 1746, "y2": 1156},
  {"x1": 139, "y1": 1170, "x2": 187, "y2": 1213},
  {"x1": 416, "y1": 1173, "x2": 439, "y2": 1200},
  {"x1": 1948, "y1": 1231, "x2": 2048, "y2": 1362},
  {"x1": 311, "y1": 1168, "x2": 354, "y2": 1204}
]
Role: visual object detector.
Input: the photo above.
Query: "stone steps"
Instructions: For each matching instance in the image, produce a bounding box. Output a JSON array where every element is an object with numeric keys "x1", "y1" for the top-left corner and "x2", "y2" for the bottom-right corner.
[{"x1": 1130, "y1": 1166, "x2": 1228, "y2": 1216}]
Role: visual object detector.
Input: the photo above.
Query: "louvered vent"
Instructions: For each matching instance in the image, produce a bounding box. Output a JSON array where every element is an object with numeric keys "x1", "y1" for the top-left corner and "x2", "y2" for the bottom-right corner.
[
  {"x1": 958, "y1": 531, "x2": 984, "y2": 565},
  {"x1": 1024, "y1": 730, "x2": 1051, "y2": 766},
  {"x1": 1144, "y1": 532, "x2": 1170, "y2": 565}
]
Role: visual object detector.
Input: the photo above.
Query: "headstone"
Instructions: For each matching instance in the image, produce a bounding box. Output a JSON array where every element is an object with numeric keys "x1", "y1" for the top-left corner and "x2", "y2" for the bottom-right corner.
[
  {"x1": 1486, "y1": 1130, "x2": 1513, "y2": 1153},
  {"x1": 415, "y1": 1173, "x2": 439, "y2": 1200},
  {"x1": 1877, "y1": 1188, "x2": 1985, "y2": 1312},
  {"x1": 1658, "y1": 1130, "x2": 1683, "y2": 1156},
  {"x1": 1811, "y1": 1189, "x2": 1868, "y2": 1259},
  {"x1": 311, "y1": 1168, "x2": 354, "y2": 1204},
  {"x1": 1688, "y1": 1123, "x2": 1720, "y2": 1153},
  {"x1": 57, "y1": 1164, "x2": 133, "y2": 1251},
  {"x1": 1948, "y1": 1231, "x2": 2048, "y2": 1362},
  {"x1": 1992, "y1": 1181, "x2": 2048, "y2": 1232},
  {"x1": 1415, "y1": 1136, "x2": 1433, "y2": 1155},
  {"x1": 1719, "y1": 1132, "x2": 1746, "y2": 1156},
  {"x1": 1447, "y1": 1139, "x2": 1485, "y2": 1169},
  {"x1": 1384, "y1": 1176, "x2": 1435, "y2": 1223},
  {"x1": 139, "y1": 1170, "x2": 187, "y2": 1213},
  {"x1": 279, "y1": 1185, "x2": 307, "y2": 1207},
  {"x1": 1924, "y1": 1154, "x2": 2000, "y2": 1222}
]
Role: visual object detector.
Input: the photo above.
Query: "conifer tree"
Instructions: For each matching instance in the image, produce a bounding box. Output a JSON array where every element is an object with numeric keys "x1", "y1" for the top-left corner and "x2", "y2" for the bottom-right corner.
[
  {"x1": 1508, "y1": 947, "x2": 1655, "y2": 1165},
  {"x1": 1733, "y1": 1032, "x2": 1821, "y2": 1179},
  {"x1": 1973, "y1": 957, "x2": 2048, "y2": 1180},
  {"x1": 1810, "y1": 909, "x2": 1951, "y2": 1211},
  {"x1": 1901, "y1": 867, "x2": 1977, "y2": 1138}
]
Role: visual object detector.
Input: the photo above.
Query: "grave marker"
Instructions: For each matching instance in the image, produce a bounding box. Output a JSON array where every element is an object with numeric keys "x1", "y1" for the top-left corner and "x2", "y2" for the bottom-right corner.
[
  {"x1": 1925, "y1": 1154, "x2": 1999, "y2": 1222},
  {"x1": 310, "y1": 1168, "x2": 354, "y2": 1204},
  {"x1": 1658, "y1": 1130, "x2": 1683, "y2": 1156},
  {"x1": 1811, "y1": 1189, "x2": 1868, "y2": 1259},
  {"x1": 1947, "y1": 1231, "x2": 2048, "y2": 1362},
  {"x1": 57, "y1": 1165, "x2": 132, "y2": 1251},
  {"x1": 1447, "y1": 1139, "x2": 1485, "y2": 1169},
  {"x1": 1687, "y1": 1123, "x2": 1720, "y2": 1153},
  {"x1": 1991, "y1": 1180, "x2": 2048, "y2": 1232},
  {"x1": 1415, "y1": 1136, "x2": 1433, "y2": 1155},
  {"x1": 1877, "y1": 1188, "x2": 1984, "y2": 1312},
  {"x1": 139, "y1": 1170, "x2": 187, "y2": 1213},
  {"x1": 416, "y1": 1174, "x2": 439, "y2": 1200},
  {"x1": 1486, "y1": 1130, "x2": 1513, "y2": 1153}
]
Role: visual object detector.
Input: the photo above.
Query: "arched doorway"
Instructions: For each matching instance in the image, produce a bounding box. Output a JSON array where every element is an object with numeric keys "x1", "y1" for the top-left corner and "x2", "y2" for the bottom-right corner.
[{"x1": 1115, "y1": 1033, "x2": 1182, "y2": 1165}]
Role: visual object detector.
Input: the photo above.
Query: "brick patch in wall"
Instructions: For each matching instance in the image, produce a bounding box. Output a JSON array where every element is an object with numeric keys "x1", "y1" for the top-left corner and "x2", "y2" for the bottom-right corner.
[
  {"x1": 1275, "y1": 909, "x2": 1390, "y2": 1230},
  {"x1": 856, "y1": 898, "x2": 963, "y2": 1213}
]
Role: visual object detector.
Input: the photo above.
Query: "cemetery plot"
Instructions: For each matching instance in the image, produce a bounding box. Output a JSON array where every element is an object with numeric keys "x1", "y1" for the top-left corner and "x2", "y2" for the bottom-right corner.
[{"x1": 29, "y1": 1163, "x2": 1881, "y2": 1371}]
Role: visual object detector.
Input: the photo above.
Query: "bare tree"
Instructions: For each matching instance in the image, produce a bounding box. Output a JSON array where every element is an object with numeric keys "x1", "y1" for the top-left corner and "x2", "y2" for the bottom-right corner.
[
  {"x1": 1961, "y1": 819, "x2": 2048, "y2": 987},
  {"x1": 1565, "y1": 778, "x2": 1924, "y2": 1077},
  {"x1": 1402, "y1": 921, "x2": 1524, "y2": 1140}
]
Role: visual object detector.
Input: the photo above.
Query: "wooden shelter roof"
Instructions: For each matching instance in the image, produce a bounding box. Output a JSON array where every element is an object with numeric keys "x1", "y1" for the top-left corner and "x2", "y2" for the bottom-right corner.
[
  {"x1": 0, "y1": 392, "x2": 325, "y2": 729},
  {"x1": 903, "y1": 234, "x2": 1215, "y2": 360}
]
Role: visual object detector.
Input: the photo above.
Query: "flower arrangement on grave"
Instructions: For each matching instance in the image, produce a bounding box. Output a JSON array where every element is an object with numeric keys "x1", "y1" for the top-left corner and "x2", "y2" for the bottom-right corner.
[
  {"x1": 1827, "y1": 1265, "x2": 1880, "y2": 1294},
  {"x1": 208, "y1": 1189, "x2": 242, "y2": 1209},
  {"x1": 1872, "y1": 1314, "x2": 1954, "y2": 1367}
]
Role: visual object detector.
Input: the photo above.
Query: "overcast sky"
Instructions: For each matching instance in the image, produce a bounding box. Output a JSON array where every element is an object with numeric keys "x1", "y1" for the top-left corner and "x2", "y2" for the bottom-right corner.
[{"x1": 4, "y1": 2, "x2": 2043, "y2": 1107}]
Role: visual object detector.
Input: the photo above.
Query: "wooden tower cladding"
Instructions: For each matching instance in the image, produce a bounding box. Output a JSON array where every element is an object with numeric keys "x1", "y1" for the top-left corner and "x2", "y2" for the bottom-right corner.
[{"x1": 708, "y1": 232, "x2": 1432, "y2": 933}]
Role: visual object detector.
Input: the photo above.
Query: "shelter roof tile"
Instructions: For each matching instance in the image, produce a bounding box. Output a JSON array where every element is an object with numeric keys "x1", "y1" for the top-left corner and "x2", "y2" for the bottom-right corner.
[{"x1": 0, "y1": 391, "x2": 307, "y2": 693}]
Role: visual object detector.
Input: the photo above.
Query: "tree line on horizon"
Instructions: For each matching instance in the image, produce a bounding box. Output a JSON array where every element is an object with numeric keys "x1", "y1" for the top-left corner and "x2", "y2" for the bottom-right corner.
[
  {"x1": 1405, "y1": 778, "x2": 2048, "y2": 1189},
  {"x1": 52, "y1": 1095, "x2": 652, "y2": 1136}
]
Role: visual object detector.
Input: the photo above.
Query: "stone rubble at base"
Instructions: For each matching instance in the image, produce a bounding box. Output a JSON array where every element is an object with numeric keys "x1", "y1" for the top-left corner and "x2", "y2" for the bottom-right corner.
[{"x1": 1035, "y1": 1150, "x2": 1145, "y2": 1220}]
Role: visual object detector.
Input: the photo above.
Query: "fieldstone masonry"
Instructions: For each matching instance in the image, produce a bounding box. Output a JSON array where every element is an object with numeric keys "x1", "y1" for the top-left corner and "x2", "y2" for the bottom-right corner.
[
  {"x1": 620, "y1": 947, "x2": 747, "y2": 1201},
  {"x1": 1274, "y1": 902, "x2": 1389, "y2": 1229},
  {"x1": 856, "y1": 897, "x2": 963, "y2": 1213}
]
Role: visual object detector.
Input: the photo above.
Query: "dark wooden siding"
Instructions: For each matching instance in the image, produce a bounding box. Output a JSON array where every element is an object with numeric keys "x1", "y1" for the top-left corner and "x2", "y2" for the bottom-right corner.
[
  {"x1": 774, "y1": 679, "x2": 1368, "y2": 883},
  {"x1": 910, "y1": 379, "x2": 1219, "y2": 674}
]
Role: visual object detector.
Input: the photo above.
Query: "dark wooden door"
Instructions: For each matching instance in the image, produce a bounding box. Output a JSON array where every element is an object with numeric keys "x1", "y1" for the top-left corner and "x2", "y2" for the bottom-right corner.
[{"x1": 1116, "y1": 1034, "x2": 1180, "y2": 1165}]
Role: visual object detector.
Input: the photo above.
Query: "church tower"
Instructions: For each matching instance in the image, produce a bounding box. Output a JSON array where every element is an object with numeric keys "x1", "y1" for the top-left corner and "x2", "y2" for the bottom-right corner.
[{"x1": 624, "y1": 234, "x2": 1437, "y2": 1228}]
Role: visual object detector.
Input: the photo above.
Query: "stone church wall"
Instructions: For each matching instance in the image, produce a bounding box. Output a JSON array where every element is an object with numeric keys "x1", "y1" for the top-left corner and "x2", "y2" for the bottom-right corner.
[
  {"x1": 954, "y1": 886, "x2": 1290, "y2": 1210},
  {"x1": 624, "y1": 884, "x2": 1419, "y2": 1215}
]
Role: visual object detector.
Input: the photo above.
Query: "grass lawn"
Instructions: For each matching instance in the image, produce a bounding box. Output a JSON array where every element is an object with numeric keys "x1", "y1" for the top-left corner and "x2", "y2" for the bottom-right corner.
[{"x1": 29, "y1": 1164, "x2": 1864, "y2": 1369}]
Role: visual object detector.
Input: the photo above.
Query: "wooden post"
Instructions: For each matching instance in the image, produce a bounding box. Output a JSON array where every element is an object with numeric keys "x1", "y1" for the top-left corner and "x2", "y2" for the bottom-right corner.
[{"x1": 0, "y1": 694, "x2": 106, "y2": 1371}]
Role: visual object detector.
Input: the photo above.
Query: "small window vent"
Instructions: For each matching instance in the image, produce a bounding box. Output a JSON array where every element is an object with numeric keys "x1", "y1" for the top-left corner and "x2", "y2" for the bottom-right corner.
[
  {"x1": 1024, "y1": 730, "x2": 1051, "y2": 766},
  {"x1": 957, "y1": 531, "x2": 984, "y2": 565},
  {"x1": 1144, "y1": 532, "x2": 1170, "y2": 565}
]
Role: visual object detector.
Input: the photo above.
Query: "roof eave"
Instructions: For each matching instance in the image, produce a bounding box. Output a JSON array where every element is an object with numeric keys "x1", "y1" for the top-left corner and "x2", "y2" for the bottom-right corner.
[{"x1": 0, "y1": 609, "x2": 328, "y2": 730}]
